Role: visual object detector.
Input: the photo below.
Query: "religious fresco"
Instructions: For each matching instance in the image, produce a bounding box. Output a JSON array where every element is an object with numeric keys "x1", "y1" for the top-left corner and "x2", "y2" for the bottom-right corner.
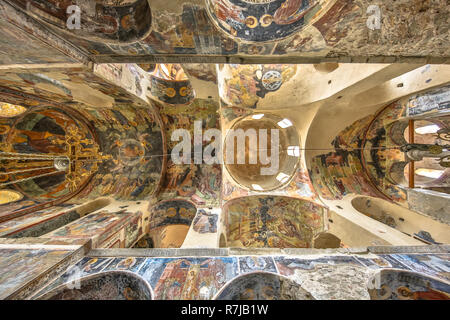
[
  {"x1": 0, "y1": 102, "x2": 27, "y2": 118},
  {"x1": 215, "y1": 272, "x2": 314, "y2": 300},
  {"x1": 138, "y1": 257, "x2": 239, "y2": 300},
  {"x1": 93, "y1": 63, "x2": 150, "y2": 102},
  {"x1": 218, "y1": 64, "x2": 298, "y2": 109},
  {"x1": 192, "y1": 209, "x2": 218, "y2": 234},
  {"x1": 206, "y1": 0, "x2": 324, "y2": 42},
  {"x1": 0, "y1": 204, "x2": 77, "y2": 238},
  {"x1": 32, "y1": 256, "x2": 117, "y2": 298},
  {"x1": 18, "y1": 252, "x2": 450, "y2": 300},
  {"x1": 309, "y1": 115, "x2": 379, "y2": 201},
  {"x1": 0, "y1": 13, "x2": 78, "y2": 65},
  {"x1": 74, "y1": 106, "x2": 165, "y2": 201},
  {"x1": 368, "y1": 269, "x2": 450, "y2": 300},
  {"x1": 238, "y1": 256, "x2": 277, "y2": 274},
  {"x1": 156, "y1": 99, "x2": 221, "y2": 206},
  {"x1": 3, "y1": 106, "x2": 98, "y2": 202},
  {"x1": 406, "y1": 83, "x2": 450, "y2": 117},
  {"x1": 148, "y1": 200, "x2": 197, "y2": 230},
  {"x1": 0, "y1": 198, "x2": 40, "y2": 222},
  {"x1": 41, "y1": 271, "x2": 153, "y2": 300},
  {"x1": 183, "y1": 64, "x2": 218, "y2": 83},
  {"x1": 224, "y1": 196, "x2": 325, "y2": 248},
  {"x1": 0, "y1": 248, "x2": 74, "y2": 299},
  {"x1": 2, "y1": 0, "x2": 448, "y2": 65},
  {"x1": 310, "y1": 83, "x2": 450, "y2": 206},
  {"x1": 384, "y1": 254, "x2": 450, "y2": 282},
  {"x1": 43, "y1": 209, "x2": 143, "y2": 248},
  {"x1": 13, "y1": 0, "x2": 153, "y2": 44},
  {"x1": 148, "y1": 64, "x2": 195, "y2": 105},
  {"x1": 361, "y1": 101, "x2": 408, "y2": 203}
]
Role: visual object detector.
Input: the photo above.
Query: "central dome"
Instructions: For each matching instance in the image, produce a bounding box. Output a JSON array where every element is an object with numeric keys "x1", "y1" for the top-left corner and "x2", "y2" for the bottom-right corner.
[{"x1": 224, "y1": 113, "x2": 300, "y2": 191}]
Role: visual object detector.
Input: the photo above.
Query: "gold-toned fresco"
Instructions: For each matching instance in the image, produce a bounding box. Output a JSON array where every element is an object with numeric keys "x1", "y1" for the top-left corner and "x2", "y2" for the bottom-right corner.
[
  {"x1": 0, "y1": 102, "x2": 26, "y2": 118},
  {"x1": 156, "y1": 99, "x2": 221, "y2": 206},
  {"x1": 224, "y1": 196, "x2": 325, "y2": 248}
]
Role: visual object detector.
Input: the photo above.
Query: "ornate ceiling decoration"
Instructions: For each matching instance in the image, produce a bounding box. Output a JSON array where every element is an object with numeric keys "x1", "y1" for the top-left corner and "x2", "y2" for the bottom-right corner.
[
  {"x1": 205, "y1": 0, "x2": 328, "y2": 42},
  {"x1": 0, "y1": 107, "x2": 105, "y2": 201}
]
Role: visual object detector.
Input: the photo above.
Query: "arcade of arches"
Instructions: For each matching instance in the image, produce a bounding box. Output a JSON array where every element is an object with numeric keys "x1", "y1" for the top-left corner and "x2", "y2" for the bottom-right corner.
[{"x1": 0, "y1": 0, "x2": 449, "y2": 301}]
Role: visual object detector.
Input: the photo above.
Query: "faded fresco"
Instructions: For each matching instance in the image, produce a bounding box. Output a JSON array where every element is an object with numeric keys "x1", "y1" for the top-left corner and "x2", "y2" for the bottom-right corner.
[
  {"x1": 369, "y1": 269, "x2": 450, "y2": 300},
  {"x1": 206, "y1": 0, "x2": 324, "y2": 42},
  {"x1": 28, "y1": 252, "x2": 450, "y2": 300},
  {"x1": 219, "y1": 64, "x2": 297, "y2": 109},
  {"x1": 224, "y1": 196, "x2": 325, "y2": 248},
  {"x1": 192, "y1": 209, "x2": 218, "y2": 234},
  {"x1": 43, "y1": 209, "x2": 143, "y2": 248},
  {"x1": 0, "y1": 248, "x2": 74, "y2": 299},
  {"x1": 1, "y1": 0, "x2": 449, "y2": 64},
  {"x1": 216, "y1": 272, "x2": 314, "y2": 300}
]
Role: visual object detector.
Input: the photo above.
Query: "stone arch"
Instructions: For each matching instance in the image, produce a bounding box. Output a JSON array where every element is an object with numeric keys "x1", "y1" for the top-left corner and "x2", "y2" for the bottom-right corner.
[
  {"x1": 223, "y1": 195, "x2": 326, "y2": 248},
  {"x1": 219, "y1": 233, "x2": 227, "y2": 247}
]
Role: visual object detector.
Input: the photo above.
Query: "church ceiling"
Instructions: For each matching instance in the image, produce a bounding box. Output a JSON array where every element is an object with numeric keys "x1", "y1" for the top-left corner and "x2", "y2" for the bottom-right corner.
[{"x1": 0, "y1": 0, "x2": 448, "y2": 64}]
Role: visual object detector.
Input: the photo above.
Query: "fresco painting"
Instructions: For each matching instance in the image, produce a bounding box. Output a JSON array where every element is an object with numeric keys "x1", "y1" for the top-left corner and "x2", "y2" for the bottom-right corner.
[
  {"x1": 157, "y1": 99, "x2": 221, "y2": 206},
  {"x1": 238, "y1": 256, "x2": 277, "y2": 274},
  {"x1": 219, "y1": 64, "x2": 298, "y2": 109},
  {"x1": 388, "y1": 254, "x2": 450, "y2": 282},
  {"x1": 74, "y1": 106, "x2": 165, "y2": 201},
  {"x1": 206, "y1": 0, "x2": 324, "y2": 42},
  {"x1": 215, "y1": 272, "x2": 314, "y2": 300},
  {"x1": 43, "y1": 209, "x2": 143, "y2": 248},
  {"x1": 138, "y1": 257, "x2": 239, "y2": 300},
  {"x1": 148, "y1": 200, "x2": 197, "y2": 230},
  {"x1": 368, "y1": 269, "x2": 450, "y2": 300},
  {"x1": 16, "y1": 252, "x2": 450, "y2": 301},
  {"x1": 13, "y1": 0, "x2": 153, "y2": 45},
  {"x1": 0, "y1": 248, "x2": 74, "y2": 299},
  {"x1": 406, "y1": 84, "x2": 450, "y2": 116},
  {"x1": 40, "y1": 271, "x2": 153, "y2": 300},
  {"x1": 1, "y1": 0, "x2": 447, "y2": 65},
  {"x1": 224, "y1": 196, "x2": 325, "y2": 248},
  {"x1": 148, "y1": 64, "x2": 195, "y2": 105},
  {"x1": 0, "y1": 205, "x2": 77, "y2": 237}
]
